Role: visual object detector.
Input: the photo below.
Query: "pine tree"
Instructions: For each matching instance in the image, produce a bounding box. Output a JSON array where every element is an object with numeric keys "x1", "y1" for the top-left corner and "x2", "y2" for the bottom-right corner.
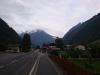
[
  {"x1": 55, "y1": 37, "x2": 64, "y2": 49},
  {"x1": 21, "y1": 33, "x2": 31, "y2": 52}
]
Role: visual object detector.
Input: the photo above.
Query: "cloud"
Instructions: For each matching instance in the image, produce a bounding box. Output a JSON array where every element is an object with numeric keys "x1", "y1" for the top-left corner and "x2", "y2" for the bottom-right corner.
[{"x1": 0, "y1": 0, "x2": 100, "y2": 37}]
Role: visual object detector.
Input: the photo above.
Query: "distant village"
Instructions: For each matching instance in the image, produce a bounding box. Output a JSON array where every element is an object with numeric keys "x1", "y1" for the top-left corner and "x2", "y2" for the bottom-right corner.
[{"x1": 6, "y1": 42, "x2": 86, "y2": 53}]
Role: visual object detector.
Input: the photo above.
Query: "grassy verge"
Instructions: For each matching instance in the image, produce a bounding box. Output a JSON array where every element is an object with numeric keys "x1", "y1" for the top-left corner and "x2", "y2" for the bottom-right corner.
[
  {"x1": 72, "y1": 60, "x2": 100, "y2": 74},
  {"x1": 50, "y1": 50, "x2": 100, "y2": 74}
]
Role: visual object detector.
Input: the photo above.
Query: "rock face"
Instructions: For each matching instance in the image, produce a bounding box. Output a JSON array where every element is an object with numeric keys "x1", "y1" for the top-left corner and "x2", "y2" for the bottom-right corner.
[
  {"x1": 63, "y1": 13, "x2": 100, "y2": 44},
  {"x1": 29, "y1": 30, "x2": 55, "y2": 46},
  {"x1": 0, "y1": 18, "x2": 20, "y2": 49}
]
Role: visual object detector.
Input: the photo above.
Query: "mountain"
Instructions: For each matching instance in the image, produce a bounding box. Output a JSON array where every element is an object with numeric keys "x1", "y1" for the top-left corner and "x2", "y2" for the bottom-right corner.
[
  {"x1": 0, "y1": 18, "x2": 20, "y2": 49},
  {"x1": 29, "y1": 30, "x2": 55, "y2": 46},
  {"x1": 63, "y1": 13, "x2": 100, "y2": 45}
]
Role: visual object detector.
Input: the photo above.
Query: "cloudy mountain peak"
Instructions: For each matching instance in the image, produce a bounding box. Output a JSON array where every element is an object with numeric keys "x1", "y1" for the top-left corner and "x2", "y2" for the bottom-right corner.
[{"x1": 29, "y1": 30, "x2": 55, "y2": 46}]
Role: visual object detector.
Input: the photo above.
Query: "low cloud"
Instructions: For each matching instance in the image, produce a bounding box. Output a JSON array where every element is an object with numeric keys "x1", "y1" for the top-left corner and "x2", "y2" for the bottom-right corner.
[{"x1": 0, "y1": 0, "x2": 100, "y2": 37}]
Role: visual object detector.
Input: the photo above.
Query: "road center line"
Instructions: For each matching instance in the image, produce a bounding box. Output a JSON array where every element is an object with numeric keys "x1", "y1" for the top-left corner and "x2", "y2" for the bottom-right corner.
[{"x1": 29, "y1": 55, "x2": 40, "y2": 75}]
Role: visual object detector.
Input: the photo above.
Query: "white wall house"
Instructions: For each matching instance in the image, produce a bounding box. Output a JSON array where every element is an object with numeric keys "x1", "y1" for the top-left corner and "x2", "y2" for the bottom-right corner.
[
  {"x1": 74, "y1": 45, "x2": 86, "y2": 50},
  {"x1": 7, "y1": 44, "x2": 20, "y2": 52}
]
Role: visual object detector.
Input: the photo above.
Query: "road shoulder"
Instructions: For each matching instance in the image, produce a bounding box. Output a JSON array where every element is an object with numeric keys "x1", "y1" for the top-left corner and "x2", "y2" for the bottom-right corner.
[{"x1": 47, "y1": 55, "x2": 65, "y2": 75}]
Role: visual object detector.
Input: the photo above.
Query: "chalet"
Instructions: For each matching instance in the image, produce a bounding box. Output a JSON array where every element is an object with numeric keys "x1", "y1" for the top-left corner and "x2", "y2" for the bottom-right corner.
[
  {"x1": 7, "y1": 44, "x2": 20, "y2": 52},
  {"x1": 64, "y1": 45, "x2": 72, "y2": 50},
  {"x1": 41, "y1": 43, "x2": 60, "y2": 53},
  {"x1": 74, "y1": 45, "x2": 86, "y2": 50},
  {"x1": 48, "y1": 43, "x2": 60, "y2": 52}
]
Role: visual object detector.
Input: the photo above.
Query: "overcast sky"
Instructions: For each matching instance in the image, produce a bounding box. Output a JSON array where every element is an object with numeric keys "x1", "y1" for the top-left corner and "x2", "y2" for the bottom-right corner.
[{"x1": 0, "y1": 0, "x2": 100, "y2": 37}]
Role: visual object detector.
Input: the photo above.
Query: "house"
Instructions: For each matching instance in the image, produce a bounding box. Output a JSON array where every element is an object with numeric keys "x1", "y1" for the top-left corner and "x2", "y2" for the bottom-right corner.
[
  {"x1": 45, "y1": 43, "x2": 60, "y2": 52},
  {"x1": 64, "y1": 45, "x2": 72, "y2": 50},
  {"x1": 74, "y1": 45, "x2": 86, "y2": 50},
  {"x1": 7, "y1": 44, "x2": 20, "y2": 52}
]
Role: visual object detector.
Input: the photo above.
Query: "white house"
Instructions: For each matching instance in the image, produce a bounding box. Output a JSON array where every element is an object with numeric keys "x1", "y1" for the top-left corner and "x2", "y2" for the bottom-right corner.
[
  {"x1": 74, "y1": 45, "x2": 86, "y2": 50},
  {"x1": 7, "y1": 44, "x2": 20, "y2": 52}
]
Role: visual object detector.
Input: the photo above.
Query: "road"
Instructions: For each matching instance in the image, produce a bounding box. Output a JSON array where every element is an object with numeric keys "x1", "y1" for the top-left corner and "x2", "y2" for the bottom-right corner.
[
  {"x1": 0, "y1": 50, "x2": 59, "y2": 75},
  {"x1": 35, "y1": 54, "x2": 58, "y2": 75}
]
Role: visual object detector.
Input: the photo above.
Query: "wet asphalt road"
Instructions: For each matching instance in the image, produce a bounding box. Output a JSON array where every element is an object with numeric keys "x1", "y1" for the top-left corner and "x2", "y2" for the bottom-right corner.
[
  {"x1": 0, "y1": 50, "x2": 59, "y2": 75},
  {"x1": 36, "y1": 54, "x2": 58, "y2": 75},
  {"x1": 0, "y1": 50, "x2": 39, "y2": 75}
]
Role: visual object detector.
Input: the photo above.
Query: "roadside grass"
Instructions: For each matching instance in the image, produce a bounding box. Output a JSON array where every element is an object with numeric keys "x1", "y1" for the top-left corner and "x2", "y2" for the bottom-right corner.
[
  {"x1": 72, "y1": 60, "x2": 100, "y2": 74},
  {"x1": 50, "y1": 51, "x2": 100, "y2": 74},
  {"x1": 58, "y1": 51, "x2": 100, "y2": 74}
]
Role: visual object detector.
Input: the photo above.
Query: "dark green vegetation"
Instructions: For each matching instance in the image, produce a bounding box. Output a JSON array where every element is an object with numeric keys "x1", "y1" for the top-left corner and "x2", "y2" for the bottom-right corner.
[
  {"x1": 88, "y1": 40, "x2": 100, "y2": 58},
  {"x1": 21, "y1": 33, "x2": 31, "y2": 52},
  {"x1": 50, "y1": 40, "x2": 100, "y2": 74},
  {"x1": 0, "y1": 18, "x2": 20, "y2": 50},
  {"x1": 73, "y1": 60, "x2": 100, "y2": 74},
  {"x1": 50, "y1": 50, "x2": 100, "y2": 74},
  {"x1": 62, "y1": 13, "x2": 100, "y2": 74},
  {"x1": 64, "y1": 13, "x2": 100, "y2": 44},
  {"x1": 55, "y1": 37, "x2": 64, "y2": 49}
]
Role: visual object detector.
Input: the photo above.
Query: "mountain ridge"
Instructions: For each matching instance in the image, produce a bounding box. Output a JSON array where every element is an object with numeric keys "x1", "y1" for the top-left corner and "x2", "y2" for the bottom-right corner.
[
  {"x1": 29, "y1": 30, "x2": 55, "y2": 46},
  {"x1": 0, "y1": 18, "x2": 20, "y2": 50},
  {"x1": 19, "y1": 30, "x2": 55, "y2": 46},
  {"x1": 63, "y1": 13, "x2": 100, "y2": 45}
]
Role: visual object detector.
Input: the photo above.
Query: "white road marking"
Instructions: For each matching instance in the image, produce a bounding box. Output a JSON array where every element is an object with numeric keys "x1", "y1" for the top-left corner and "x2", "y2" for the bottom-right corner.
[
  {"x1": 33, "y1": 56, "x2": 40, "y2": 75},
  {"x1": 29, "y1": 55, "x2": 40, "y2": 75},
  {"x1": 0, "y1": 52, "x2": 36, "y2": 69},
  {"x1": 0, "y1": 59, "x2": 19, "y2": 69},
  {"x1": 9, "y1": 59, "x2": 18, "y2": 65}
]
